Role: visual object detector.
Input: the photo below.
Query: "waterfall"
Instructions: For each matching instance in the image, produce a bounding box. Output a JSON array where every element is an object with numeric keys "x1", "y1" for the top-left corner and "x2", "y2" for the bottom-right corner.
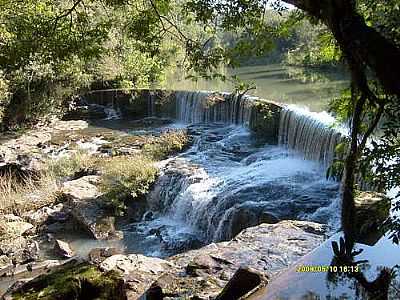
[
  {"x1": 175, "y1": 91, "x2": 252, "y2": 125},
  {"x1": 148, "y1": 92, "x2": 155, "y2": 117},
  {"x1": 138, "y1": 125, "x2": 340, "y2": 251},
  {"x1": 104, "y1": 106, "x2": 121, "y2": 120},
  {"x1": 278, "y1": 106, "x2": 347, "y2": 169}
]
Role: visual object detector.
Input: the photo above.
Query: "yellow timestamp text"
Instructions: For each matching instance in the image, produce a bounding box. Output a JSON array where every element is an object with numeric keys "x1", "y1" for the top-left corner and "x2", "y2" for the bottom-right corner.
[{"x1": 296, "y1": 265, "x2": 360, "y2": 273}]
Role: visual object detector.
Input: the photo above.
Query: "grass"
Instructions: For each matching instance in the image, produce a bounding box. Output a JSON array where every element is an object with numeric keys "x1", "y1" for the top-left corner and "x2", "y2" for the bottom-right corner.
[
  {"x1": 98, "y1": 154, "x2": 158, "y2": 215},
  {"x1": 0, "y1": 172, "x2": 58, "y2": 216},
  {"x1": 0, "y1": 129, "x2": 190, "y2": 218},
  {"x1": 12, "y1": 262, "x2": 125, "y2": 300},
  {"x1": 143, "y1": 129, "x2": 190, "y2": 160},
  {"x1": 47, "y1": 150, "x2": 99, "y2": 179}
]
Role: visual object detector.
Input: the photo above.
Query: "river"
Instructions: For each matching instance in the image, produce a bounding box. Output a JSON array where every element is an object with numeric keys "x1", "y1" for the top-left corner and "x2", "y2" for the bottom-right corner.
[{"x1": 163, "y1": 64, "x2": 349, "y2": 112}]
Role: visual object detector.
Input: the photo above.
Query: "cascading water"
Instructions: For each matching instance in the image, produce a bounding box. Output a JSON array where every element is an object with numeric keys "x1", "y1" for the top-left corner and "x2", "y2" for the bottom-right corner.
[
  {"x1": 122, "y1": 122, "x2": 341, "y2": 257},
  {"x1": 175, "y1": 91, "x2": 252, "y2": 125},
  {"x1": 81, "y1": 90, "x2": 345, "y2": 257},
  {"x1": 278, "y1": 106, "x2": 347, "y2": 168},
  {"x1": 104, "y1": 106, "x2": 122, "y2": 120}
]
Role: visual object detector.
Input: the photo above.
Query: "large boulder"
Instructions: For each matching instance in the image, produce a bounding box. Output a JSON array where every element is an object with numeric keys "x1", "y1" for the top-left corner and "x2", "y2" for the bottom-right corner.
[
  {"x1": 5, "y1": 260, "x2": 126, "y2": 300},
  {"x1": 62, "y1": 176, "x2": 121, "y2": 240},
  {"x1": 141, "y1": 220, "x2": 325, "y2": 299},
  {"x1": 53, "y1": 240, "x2": 74, "y2": 258},
  {"x1": 100, "y1": 254, "x2": 173, "y2": 299}
]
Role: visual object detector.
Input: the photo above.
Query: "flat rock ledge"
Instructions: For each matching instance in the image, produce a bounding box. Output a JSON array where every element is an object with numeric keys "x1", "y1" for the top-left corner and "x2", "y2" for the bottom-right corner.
[
  {"x1": 3, "y1": 220, "x2": 325, "y2": 299},
  {"x1": 62, "y1": 175, "x2": 121, "y2": 240}
]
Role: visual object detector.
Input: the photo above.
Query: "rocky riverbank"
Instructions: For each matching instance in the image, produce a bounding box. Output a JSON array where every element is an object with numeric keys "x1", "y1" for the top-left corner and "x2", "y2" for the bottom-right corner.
[
  {"x1": 0, "y1": 112, "x2": 391, "y2": 299},
  {"x1": 2, "y1": 220, "x2": 326, "y2": 299},
  {"x1": 0, "y1": 117, "x2": 191, "y2": 296}
]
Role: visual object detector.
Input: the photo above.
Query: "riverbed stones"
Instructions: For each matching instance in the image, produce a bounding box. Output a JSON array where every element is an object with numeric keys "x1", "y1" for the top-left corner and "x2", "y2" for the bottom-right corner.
[
  {"x1": 62, "y1": 176, "x2": 120, "y2": 240},
  {"x1": 54, "y1": 240, "x2": 74, "y2": 258},
  {"x1": 22, "y1": 203, "x2": 69, "y2": 226},
  {"x1": 88, "y1": 247, "x2": 121, "y2": 264},
  {"x1": 97, "y1": 220, "x2": 326, "y2": 299}
]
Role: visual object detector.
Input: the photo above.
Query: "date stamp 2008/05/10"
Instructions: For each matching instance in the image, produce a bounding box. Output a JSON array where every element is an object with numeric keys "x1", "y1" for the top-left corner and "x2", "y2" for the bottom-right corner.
[{"x1": 296, "y1": 265, "x2": 360, "y2": 273}]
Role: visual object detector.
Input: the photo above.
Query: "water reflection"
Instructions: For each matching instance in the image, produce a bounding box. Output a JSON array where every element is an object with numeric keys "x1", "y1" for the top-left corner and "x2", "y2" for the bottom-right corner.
[
  {"x1": 328, "y1": 237, "x2": 398, "y2": 300},
  {"x1": 162, "y1": 64, "x2": 349, "y2": 112},
  {"x1": 249, "y1": 233, "x2": 400, "y2": 300}
]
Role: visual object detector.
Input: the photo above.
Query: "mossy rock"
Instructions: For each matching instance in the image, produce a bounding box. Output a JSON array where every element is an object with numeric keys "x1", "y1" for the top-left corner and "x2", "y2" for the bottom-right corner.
[
  {"x1": 12, "y1": 261, "x2": 126, "y2": 300},
  {"x1": 354, "y1": 191, "x2": 391, "y2": 245},
  {"x1": 249, "y1": 100, "x2": 282, "y2": 144}
]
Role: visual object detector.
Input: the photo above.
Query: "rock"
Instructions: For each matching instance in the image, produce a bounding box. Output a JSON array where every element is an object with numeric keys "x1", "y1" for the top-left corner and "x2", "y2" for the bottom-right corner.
[
  {"x1": 22, "y1": 203, "x2": 69, "y2": 226},
  {"x1": 62, "y1": 175, "x2": 101, "y2": 200},
  {"x1": 99, "y1": 254, "x2": 173, "y2": 299},
  {"x1": 62, "y1": 176, "x2": 119, "y2": 240},
  {"x1": 220, "y1": 202, "x2": 280, "y2": 241},
  {"x1": 0, "y1": 255, "x2": 13, "y2": 277},
  {"x1": 4, "y1": 260, "x2": 126, "y2": 300},
  {"x1": 54, "y1": 240, "x2": 74, "y2": 258},
  {"x1": 0, "y1": 237, "x2": 39, "y2": 265},
  {"x1": 354, "y1": 191, "x2": 391, "y2": 245},
  {"x1": 62, "y1": 104, "x2": 107, "y2": 120},
  {"x1": 169, "y1": 221, "x2": 326, "y2": 293},
  {"x1": 88, "y1": 247, "x2": 121, "y2": 264},
  {"x1": 140, "y1": 220, "x2": 325, "y2": 299},
  {"x1": 216, "y1": 267, "x2": 266, "y2": 300},
  {"x1": 100, "y1": 254, "x2": 171, "y2": 275}
]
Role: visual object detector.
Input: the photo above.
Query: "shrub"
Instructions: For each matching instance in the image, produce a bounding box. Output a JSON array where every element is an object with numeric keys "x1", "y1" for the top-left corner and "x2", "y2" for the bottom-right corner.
[
  {"x1": 143, "y1": 130, "x2": 190, "y2": 160},
  {"x1": 0, "y1": 172, "x2": 58, "y2": 215},
  {"x1": 98, "y1": 155, "x2": 158, "y2": 215},
  {"x1": 47, "y1": 150, "x2": 99, "y2": 179}
]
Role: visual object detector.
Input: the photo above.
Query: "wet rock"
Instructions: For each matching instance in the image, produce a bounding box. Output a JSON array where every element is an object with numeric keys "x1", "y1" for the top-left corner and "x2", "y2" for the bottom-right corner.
[
  {"x1": 170, "y1": 220, "x2": 326, "y2": 283},
  {"x1": 142, "y1": 211, "x2": 154, "y2": 221},
  {"x1": 63, "y1": 104, "x2": 107, "y2": 120},
  {"x1": 216, "y1": 267, "x2": 266, "y2": 300},
  {"x1": 147, "y1": 159, "x2": 205, "y2": 211},
  {"x1": 88, "y1": 247, "x2": 121, "y2": 264},
  {"x1": 219, "y1": 202, "x2": 280, "y2": 241},
  {"x1": 62, "y1": 176, "x2": 120, "y2": 240},
  {"x1": 54, "y1": 240, "x2": 74, "y2": 258},
  {"x1": 354, "y1": 191, "x2": 391, "y2": 245}
]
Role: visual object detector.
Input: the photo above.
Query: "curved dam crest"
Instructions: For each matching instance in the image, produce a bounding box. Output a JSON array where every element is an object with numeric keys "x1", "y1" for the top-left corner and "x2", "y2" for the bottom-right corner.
[{"x1": 82, "y1": 89, "x2": 345, "y2": 257}]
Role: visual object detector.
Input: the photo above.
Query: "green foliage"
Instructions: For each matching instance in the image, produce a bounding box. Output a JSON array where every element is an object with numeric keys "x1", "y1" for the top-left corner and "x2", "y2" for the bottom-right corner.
[
  {"x1": 0, "y1": 0, "x2": 176, "y2": 128},
  {"x1": 328, "y1": 88, "x2": 353, "y2": 124},
  {"x1": 285, "y1": 19, "x2": 341, "y2": 67},
  {"x1": 143, "y1": 130, "x2": 190, "y2": 160},
  {"x1": 47, "y1": 150, "x2": 98, "y2": 179},
  {"x1": 12, "y1": 263, "x2": 124, "y2": 300},
  {"x1": 99, "y1": 155, "x2": 158, "y2": 215}
]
